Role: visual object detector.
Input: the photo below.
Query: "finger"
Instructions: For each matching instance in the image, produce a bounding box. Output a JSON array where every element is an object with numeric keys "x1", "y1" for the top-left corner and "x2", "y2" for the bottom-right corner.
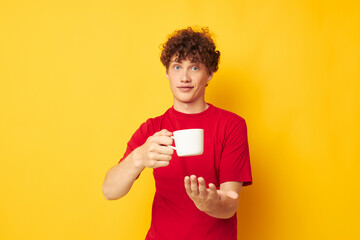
[
  {"x1": 151, "y1": 160, "x2": 171, "y2": 168},
  {"x1": 217, "y1": 190, "x2": 239, "y2": 200},
  {"x1": 197, "y1": 177, "x2": 207, "y2": 198},
  {"x1": 190, "y1": 175, "x2": 199, "y2": 195},
  {"x1": 148, "y1": 152, "x2": 172, "y2": 161},
  {"x1": 158, "y1": 129, "x2": 173, "y2": 136},
  {"x1": 151, "y1": 135, "x2": 173, "y2": 146},
  {"x1": 153, "y1": 131, "x2": 162, "y2": 136},
  {"x1": 156, "y1": 145, "x2": 174, "y2": 155},
  {"x1": 184, "y1": 176, "x2": 192, "y2": 195},
  {"x1": 207, "y1": 183, "x2": 219, "y2": 200},
  {"x1": 226, "y1": 191, "x2": 239, "y2": 200}
]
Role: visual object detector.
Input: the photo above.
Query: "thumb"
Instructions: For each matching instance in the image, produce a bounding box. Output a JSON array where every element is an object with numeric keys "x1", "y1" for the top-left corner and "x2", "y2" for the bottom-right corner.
[
  {"x1": 217, "y1": 190, "x2": 239, "y2": 200},
  {"x1": 159, "y1": 129, "x2": 173, "y2": 136}
]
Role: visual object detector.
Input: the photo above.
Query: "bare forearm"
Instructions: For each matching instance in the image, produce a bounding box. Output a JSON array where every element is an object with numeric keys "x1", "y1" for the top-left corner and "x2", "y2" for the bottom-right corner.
[
  {"x1": 102, "y1": 130, "x2": 174, "y2": 200},
  {"x1": 102, "y1": 151, "x2": 144, "y2": 200},
  {"x1": 204, "y1": 198, "x2": 239, "y2": 219}
]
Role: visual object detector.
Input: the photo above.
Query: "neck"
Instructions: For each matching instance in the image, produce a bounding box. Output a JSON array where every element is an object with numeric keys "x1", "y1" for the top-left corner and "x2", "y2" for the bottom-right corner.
[{"x1": 173, "y1": 100, "x2": 209, "y2": 114}]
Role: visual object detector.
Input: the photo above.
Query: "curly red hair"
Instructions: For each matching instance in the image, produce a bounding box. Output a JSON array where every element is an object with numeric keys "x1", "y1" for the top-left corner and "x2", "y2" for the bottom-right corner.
[{"x1": 160, "y1": 27, "x2": 220, "y2": 73}]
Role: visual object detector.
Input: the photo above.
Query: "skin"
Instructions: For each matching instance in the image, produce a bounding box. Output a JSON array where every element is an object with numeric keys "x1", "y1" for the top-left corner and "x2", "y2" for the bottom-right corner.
[
  {"x1": 166, "y1": 56, "x2": 212, "y2": 114},
  {"x1": 184, "y1": 176, "x2": 242, "y2": 219},
  {"x1": 102, "y1": 129, "x2": 174, "y2": 200},
  {"x1": 102, "y1": 56, "x2": 243, "y2": 219}
]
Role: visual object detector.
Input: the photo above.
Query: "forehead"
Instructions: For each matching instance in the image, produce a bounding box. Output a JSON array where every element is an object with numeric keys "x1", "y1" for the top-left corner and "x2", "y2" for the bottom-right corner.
[{"x1": 170, "y1": 55, "x2": 201, "y2": 64}]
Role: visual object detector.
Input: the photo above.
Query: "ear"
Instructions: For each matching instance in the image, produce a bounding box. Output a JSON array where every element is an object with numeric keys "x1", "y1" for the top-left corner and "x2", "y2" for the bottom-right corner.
[
  {"x1": 207, "y1": 72, "x2": 213, "y2": 82},
  {"x1": 166, "y1": 68, "x2": 169, "y2": 79}
]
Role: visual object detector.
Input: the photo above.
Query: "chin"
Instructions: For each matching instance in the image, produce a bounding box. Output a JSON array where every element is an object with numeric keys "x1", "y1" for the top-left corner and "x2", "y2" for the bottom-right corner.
[
  {"x1": 179, "y1": 100, "x2": 193, "y2": 104},
  {"x1": 175, "y1": 95, "x2": 193, "y2": 103}
]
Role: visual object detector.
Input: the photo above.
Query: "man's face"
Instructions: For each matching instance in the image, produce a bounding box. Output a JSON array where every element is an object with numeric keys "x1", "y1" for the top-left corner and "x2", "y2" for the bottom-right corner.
[{"x1": 167, "y1": 56, "x2": 213, "y2": 106}]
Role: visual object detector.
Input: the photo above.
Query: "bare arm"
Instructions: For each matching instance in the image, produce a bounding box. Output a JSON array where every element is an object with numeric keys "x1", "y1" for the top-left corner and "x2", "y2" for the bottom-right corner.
[
  {"x1": 184, "y1": 176, "x2": 243, "y2": 219},
  {"x1": 102, "y1": 130, "x2": 174, "y2": 200},
  {"x1": 102, "y1": 151, "x2": 145, "y2": 200}
]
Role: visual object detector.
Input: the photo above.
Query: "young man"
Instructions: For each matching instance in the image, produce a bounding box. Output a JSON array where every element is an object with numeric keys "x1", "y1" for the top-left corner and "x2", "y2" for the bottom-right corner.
[{"x1": 102, "y1": 27, "x2": 252, "y2": 240}]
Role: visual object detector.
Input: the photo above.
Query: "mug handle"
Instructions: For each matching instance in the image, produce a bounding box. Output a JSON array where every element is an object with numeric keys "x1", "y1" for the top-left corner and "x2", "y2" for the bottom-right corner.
[
  {"x1": 168, "y1": 146, "x2": 176, "y2": 150},
  {"x1": 168, "y1": 136, "x2": 176, "y2": 150}
]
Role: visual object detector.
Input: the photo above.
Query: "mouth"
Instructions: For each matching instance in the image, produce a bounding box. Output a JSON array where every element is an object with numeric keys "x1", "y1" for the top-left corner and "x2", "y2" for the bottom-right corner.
[{"x1": 177, "y1": 86, "x2": 194, "y2": 92}]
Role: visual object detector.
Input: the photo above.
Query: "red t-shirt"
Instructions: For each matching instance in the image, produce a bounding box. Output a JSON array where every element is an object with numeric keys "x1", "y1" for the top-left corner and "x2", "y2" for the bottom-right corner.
[{"x1": 120, "y1": 104, "x2": 252, "y2": 240}]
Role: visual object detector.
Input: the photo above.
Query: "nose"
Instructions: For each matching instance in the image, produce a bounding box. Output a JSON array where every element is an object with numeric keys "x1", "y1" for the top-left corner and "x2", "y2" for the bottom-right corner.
[{"x1": 180, "y1": 70, "x2": 191, "y2": 82}]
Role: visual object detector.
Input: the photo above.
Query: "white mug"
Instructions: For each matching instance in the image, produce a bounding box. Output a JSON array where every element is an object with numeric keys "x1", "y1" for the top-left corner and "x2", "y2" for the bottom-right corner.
[{"x1": 169, "y1": 129, "x2": 204, "y2": 157}]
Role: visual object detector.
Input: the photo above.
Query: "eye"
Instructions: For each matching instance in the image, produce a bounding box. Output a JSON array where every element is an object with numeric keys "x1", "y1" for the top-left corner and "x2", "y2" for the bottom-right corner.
[
  {"x1": 174, "y1": 65, "x2": 180, "y2": 70},
  {"x1": 192, "y1": 66, "x2": 199, "y2": 71}
]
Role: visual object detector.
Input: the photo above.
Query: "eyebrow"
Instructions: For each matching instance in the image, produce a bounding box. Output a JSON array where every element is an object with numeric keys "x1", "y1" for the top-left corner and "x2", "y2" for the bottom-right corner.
[
  {"x1": 171, "y1": 58, "x2": 182, "y2": 63},
  {"x1": 170, "y1": 59, "x2": 200, "y2": 64}
]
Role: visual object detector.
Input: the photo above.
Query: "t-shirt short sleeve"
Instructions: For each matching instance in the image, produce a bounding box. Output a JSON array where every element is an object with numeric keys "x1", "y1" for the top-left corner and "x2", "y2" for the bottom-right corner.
[
  {"x1": 219, "y1": 117, "x2": 252, "y2": 186},
  {"x1": 119, "y1": 119, "x2": 154, "y2": 163}
]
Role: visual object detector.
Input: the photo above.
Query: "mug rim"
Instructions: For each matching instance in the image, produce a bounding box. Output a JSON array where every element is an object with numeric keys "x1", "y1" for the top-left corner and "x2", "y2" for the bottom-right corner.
[{"x1": 173, "y1": 128, "x2": 203, "y2": 134}]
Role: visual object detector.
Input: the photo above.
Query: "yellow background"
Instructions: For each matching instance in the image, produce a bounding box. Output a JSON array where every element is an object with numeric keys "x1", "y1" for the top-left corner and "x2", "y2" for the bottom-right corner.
[{"x1": 1, "y1": 0, "x2": 359, "y2": 239}]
